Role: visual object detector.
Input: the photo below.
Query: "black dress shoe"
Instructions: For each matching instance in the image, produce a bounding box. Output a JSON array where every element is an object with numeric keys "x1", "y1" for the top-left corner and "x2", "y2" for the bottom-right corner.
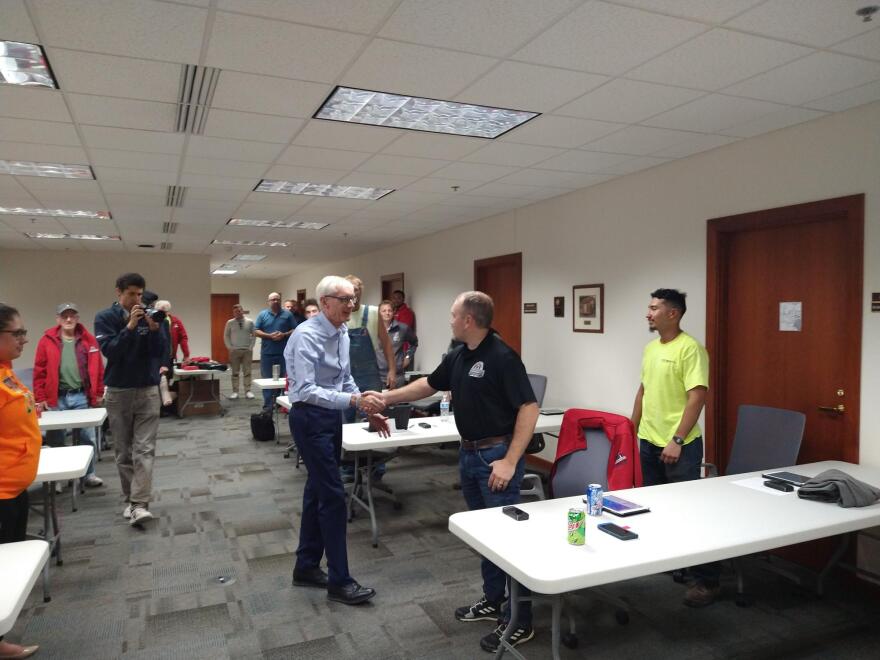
[
  {"x1": 292, "y1": 566, "x2": 329, "y2": 588},
  {"x1": 327, "y1": 580, "x2": 376, "y2": 605}
]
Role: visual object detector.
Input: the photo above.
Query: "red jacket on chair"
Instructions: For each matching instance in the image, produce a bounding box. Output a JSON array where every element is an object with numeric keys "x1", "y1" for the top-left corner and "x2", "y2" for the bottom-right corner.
[
  {"x1": 33, "y1": 323, "x2": 105, "y2": 408},
  {"x1": 550, "y1": 408, "x2": 643, "y2": 493}
]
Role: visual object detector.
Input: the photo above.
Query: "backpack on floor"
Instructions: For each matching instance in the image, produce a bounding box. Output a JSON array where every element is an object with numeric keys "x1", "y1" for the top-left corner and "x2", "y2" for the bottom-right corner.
[{"x1": 250, "y1": 411, "x2": 275, "y2": 442}]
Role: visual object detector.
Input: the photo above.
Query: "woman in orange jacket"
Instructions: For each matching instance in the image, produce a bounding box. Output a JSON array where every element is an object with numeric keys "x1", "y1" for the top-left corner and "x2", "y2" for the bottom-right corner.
[{"x1": 0, "y1": 303, "x2": 41, "y2": 659}]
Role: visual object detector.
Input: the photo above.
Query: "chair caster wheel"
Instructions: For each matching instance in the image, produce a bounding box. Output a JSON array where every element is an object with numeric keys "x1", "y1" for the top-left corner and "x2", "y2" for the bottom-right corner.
[
  {"x1": 615, "y1": 610, "x2": 629, "y2": 625},
  {"x1": 372, "y1": 543, "x2": 378, "y2": 549},
  {"x1": 562, "y1": 633, "x2": 578, "y2": 649},
  {"x1": 43, "y1": 595, "x2": 51, "y2": 603},
  {"x1": 283, "y1": 452, "x2": 290, "y2": 458},
  {"x1": 672, "y1": 569, "x2": 686, "y2": 583},
  {"x1": 56, "y1": 559, "x2": 63, "y2": 566},
  {"x1": 393, "y1": 502, "x2": 403, "y2": 511}
]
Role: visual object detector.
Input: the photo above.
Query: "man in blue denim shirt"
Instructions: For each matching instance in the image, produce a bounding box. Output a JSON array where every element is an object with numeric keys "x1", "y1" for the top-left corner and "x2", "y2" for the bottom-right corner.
[
  {"x1": 372, "y1": 291, "x2": 539, "y2": 653},
  {"x1": 254, "y1": 292, "x2": 296, "y2": 410}
]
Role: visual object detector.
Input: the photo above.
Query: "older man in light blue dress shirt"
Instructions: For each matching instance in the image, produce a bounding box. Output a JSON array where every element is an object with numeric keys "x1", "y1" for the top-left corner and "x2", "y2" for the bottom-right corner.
[{"x1": 284, "y1": 275, "x2": 387, "y2": 606}]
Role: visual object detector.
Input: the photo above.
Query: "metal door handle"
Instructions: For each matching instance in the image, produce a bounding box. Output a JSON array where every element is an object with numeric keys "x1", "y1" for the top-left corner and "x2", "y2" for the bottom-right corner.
[{"x1": 817, "y1": 404, "x2": 845, "y2": 414}]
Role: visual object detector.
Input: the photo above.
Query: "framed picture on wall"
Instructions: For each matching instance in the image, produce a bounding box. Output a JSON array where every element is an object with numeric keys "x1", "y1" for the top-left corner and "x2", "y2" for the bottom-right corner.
[{"x1": 573, "y1": 283, "x2": 604, "y2": 333}]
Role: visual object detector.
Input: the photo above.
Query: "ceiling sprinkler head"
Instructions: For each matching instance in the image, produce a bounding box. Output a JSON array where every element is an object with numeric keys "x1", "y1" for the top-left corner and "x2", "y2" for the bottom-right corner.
[
  {"x1": 856, "y1": 5, "x2": 879, "y2": 21},
  {"x1": 451, "y1": 185, "x2": 460, "y2": 192}
]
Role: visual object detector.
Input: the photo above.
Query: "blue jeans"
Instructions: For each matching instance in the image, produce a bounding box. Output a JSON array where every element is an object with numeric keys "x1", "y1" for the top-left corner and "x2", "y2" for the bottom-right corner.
[
  {"x1": 460, "y1": 443, "x2": 531, "y2": 626},
  {"x1": 639, "y1": 438, "x2": 721, "y2": 587},
  {"x1": 260, "y1": 353, "x2": 284, "y2": 408},
  {"x1": 46, "y1": 390, "x2": 96, "y2": 477}
]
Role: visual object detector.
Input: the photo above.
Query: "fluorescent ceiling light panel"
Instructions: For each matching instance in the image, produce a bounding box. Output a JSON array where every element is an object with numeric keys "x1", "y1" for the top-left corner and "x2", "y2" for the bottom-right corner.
[
  {"x1": 0, "y1": 159, "x2": 94, "y2": 179},
  {"x1": 231, "y1": 254, "x2": 266, "y2": 261},
  {"x1": 26, "y1": 232, "x2": 120, "y2": 240},
  {"x1": 211, "y1": 239, "x2": 290, "y2": 247},
  {"x1": 0, "y1": 41, "x2": 57, "y2": 88},
  {"x1": 315, "y1": 86, "x2": 539, "y2": 139},
  {"x1": 254, "y1": 179, "x2": 392, "y2": 200},
  {"x1": 212, "y1": 269, "x2": 237, "y2": 275},
  {"x1": 227, "y1": 218, "x2": 329, "y2": 230},
  {"x1": 0, "y1": 206, "x2": 110, "y2": 219}
]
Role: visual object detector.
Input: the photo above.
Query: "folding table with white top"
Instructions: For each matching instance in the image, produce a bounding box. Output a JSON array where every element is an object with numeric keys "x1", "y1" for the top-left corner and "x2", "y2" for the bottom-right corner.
[
  {"x1": 38, "y1": 407, "x2": 107, "y2": 508},
  {"x1": 0, "y1": 540, "x2": 51, "y2": 628}
]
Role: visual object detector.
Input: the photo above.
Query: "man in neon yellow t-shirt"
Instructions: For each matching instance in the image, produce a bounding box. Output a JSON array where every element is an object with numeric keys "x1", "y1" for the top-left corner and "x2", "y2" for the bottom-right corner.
[{"x1": 631, "y1": 288, "x2": 720, "y2": 607}]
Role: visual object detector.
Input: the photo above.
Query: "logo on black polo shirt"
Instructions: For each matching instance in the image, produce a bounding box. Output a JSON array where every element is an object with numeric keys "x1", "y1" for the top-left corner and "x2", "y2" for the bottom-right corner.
[{"x1": 468, "y1": 361, "x2": 485, "y2": 378}]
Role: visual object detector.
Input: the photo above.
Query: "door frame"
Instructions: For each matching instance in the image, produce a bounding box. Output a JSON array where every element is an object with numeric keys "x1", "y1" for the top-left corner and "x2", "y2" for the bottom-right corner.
[
  {"x1": 474, "y1": 252, "x2": 522, "y2": 354},
  {"x1": 381, "y1": 272, "x2": 404, "y2": 301},
  {"x1": 705, "y1": 194, "x2": 864, "y2": 468}
]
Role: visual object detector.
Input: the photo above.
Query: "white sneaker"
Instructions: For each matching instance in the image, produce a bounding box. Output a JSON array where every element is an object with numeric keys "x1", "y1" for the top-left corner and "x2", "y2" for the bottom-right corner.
[
  {"x1": 129, "y1": 506, "x2": 154, "y2": 526},
  {"x1": 55, "y1": 482, "x2": 63, "y2": 494},
  {"x1": 245, "y1": 391, "x2": 254, "y2": 399},
  {"x1": 122, "y1": 503, "x2": 133, "y2": 519},
  {"x1": 228, "y1": 392, "x2": 239, "y2": 400},
  {"x1": 84, "y1": 474, "x2": 103, "y2": 487}
]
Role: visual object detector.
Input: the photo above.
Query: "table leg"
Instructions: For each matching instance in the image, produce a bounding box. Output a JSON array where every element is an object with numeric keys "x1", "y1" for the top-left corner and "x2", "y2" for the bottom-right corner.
[
  {"x1": 96, "y1": 422, "x2": 103, "y2": 461},
  {"x1": 41, "y1": 556, "x2": 51, "y2": 602},
  {"x1": 72, "y1": 478, "x2": 78, "y2": 512},
  {"x1": 48, "y1": 484, "x2": 62, "y2": 566},
  {"x1": 495, "y1": 578, "x2": 530, "y2": 660},
  {"x1": 363, "y1": 453, "x2": 379, "y2": 548},
  {"x1": 817, "y1": 533, "x2": 851, "y2": 596}
]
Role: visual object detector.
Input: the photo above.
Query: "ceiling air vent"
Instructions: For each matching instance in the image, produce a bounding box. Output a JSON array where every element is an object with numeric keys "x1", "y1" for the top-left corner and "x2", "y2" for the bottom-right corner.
[
  {"x1": 162, "y1": 221, "x2": 178, "y2": 234},
  {"x1": 166, "y1": 186, "x2": 187, "y2": 207},
  {"x1": 160, "y1": 242, "x2": 173, "y2": 251},
  {"x1": 175, "y1": 64, "x2": 220, "y2": 135}
]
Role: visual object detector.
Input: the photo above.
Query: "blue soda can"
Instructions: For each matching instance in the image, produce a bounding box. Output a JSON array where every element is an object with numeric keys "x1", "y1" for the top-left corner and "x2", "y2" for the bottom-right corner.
[{"x1": 586, "y1": 483, "x2": 604, "y2": 516}]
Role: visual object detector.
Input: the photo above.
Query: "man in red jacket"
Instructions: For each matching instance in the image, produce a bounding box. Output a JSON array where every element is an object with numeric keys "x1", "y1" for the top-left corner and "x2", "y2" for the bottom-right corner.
[
  {"x1": 33, "y1": 302, "x2": 105, "y2": 487},
  {"x1": 155, "y1": 300, "x2": 189, "y2": 361}
]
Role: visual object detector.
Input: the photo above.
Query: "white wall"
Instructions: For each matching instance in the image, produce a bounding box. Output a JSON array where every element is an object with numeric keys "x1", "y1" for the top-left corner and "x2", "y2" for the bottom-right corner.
[
  {"x1": 274, "y1": 101, "x2": 880, "y2": 465},
  {"x1": 0, "y1": 251, "x2": 211, "y2": 365},
  {"x1": 210, "y1": 276, "x2": 279, "y2": 360}
]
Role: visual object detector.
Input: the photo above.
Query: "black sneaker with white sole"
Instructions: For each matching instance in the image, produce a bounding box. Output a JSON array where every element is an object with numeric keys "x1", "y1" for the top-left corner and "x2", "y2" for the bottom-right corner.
[
  {"x1": 480, "y1": 622, "x2": 534, "y2": 653},
  {"x1": 454, "y1": 595, "x2": 501, "y2": 622}
]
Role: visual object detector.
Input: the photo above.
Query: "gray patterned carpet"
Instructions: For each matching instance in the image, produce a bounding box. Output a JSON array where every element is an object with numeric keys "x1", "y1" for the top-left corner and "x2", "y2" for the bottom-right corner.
[{"x1": 9, "y1": 372, "x2": 880, "y2": 659}]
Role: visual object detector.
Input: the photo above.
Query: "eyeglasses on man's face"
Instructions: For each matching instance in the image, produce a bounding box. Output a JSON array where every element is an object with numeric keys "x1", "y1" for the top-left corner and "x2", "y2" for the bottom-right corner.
[
  {"x1": 1, "y1": 329, "x2": 28, "y2": 339},
  {"x1": 325, "y1": 295, "x2": 357, "y2": 306}
]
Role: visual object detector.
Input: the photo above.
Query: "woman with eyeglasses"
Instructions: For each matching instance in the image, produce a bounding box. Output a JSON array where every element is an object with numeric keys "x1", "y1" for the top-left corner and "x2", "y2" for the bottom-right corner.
[{"x1": 0, "y1": 303, "x2": 42, "y2": 659}]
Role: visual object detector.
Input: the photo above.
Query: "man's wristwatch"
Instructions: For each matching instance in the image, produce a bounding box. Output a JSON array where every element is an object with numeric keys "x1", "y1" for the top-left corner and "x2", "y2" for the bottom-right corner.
[{"x1": 672, "y1": 435, "x2": 685, "y2": 446}]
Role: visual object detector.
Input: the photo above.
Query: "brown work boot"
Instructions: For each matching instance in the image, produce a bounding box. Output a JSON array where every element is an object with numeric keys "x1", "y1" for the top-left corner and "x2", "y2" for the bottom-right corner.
[{"x1": 683, "y1": 582, "x2": 721, "y2": 608}]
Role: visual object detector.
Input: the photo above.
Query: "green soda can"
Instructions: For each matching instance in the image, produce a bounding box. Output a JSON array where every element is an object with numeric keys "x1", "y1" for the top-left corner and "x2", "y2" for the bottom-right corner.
[{"x1": 567, "y1": 507, "x2": 586, "y2": 545}]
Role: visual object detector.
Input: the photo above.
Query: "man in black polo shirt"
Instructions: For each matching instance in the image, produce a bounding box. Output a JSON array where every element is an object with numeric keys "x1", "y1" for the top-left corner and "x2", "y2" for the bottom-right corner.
[{"x1": 372, "y1": 291, "x2": 539, "y2": 653}]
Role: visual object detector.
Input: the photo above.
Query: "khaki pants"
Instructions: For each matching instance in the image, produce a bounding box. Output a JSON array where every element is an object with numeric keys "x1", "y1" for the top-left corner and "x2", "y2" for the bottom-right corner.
[
  {"x1": 228, "y1": 348, "x2": 252, "y2": 393},
  {"x1": 105, "y1": 386, "x2": 159, "y2": 506}
]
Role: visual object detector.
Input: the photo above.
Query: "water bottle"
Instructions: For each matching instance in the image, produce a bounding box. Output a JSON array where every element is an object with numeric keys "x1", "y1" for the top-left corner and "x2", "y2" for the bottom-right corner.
[{"x1": 440, "y1": 391, "x2": 451, "y2": 423}]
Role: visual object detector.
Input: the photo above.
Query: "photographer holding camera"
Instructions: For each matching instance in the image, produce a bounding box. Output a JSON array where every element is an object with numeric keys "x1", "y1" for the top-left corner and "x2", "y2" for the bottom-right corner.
[{"x1": 94, "y1": 273, "x2": 168, "y2": 527}]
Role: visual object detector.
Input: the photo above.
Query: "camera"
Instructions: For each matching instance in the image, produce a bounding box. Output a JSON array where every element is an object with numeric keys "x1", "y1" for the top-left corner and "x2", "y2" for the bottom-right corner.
[{"x1": 144, "y1": 307, "x2": 166, "y2": 323}]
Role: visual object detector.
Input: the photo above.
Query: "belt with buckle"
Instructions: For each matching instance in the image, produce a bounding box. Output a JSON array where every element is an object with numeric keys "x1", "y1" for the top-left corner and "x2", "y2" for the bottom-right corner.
[
  {"x1": 460, "y1": 435, "x2": 511, "y2": 451},
  {"x1": 59, "y1": 388, "x2": 83, "y2": 395}
]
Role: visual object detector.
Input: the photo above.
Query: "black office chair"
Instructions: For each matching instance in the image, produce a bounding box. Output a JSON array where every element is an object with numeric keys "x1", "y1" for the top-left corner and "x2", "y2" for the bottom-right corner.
[{"x1": 520, "y1": 374, "x2": 549, "y2": 500}]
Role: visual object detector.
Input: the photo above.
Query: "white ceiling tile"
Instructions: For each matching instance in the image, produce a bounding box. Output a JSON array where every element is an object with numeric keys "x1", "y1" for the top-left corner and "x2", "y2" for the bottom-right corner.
[
  {"x1": 642, "y1": 94, "x2": 788, "y2": 133},
  {"x1": 31, "y1": 192, "x2": 105, "y2": 208},
  {"x1": 216, "y1": 0, "x2": 398, "y2": 33},
  {"x1": 719, "y1": 107, "x2": 827, "y2": 139},
  {"x1": 650, "y1": 133, "x2": 740, "y2": 158},
  {"x1": 533, "y1": 150, "x2": 633, "y2": 173},
  {"x1": 336, "y1": 172, "x2": 419, "y2": 189},
  {"x1": 182, "y1": 157, "x2": 267, "y2": 178},
  {"x1": 461, "y1": 142, "x2": 565, "y2": 167},
  {"x1": 723, "y1": 52, "x2": 880, "y2": 106},
  {"x1": 174, "y1": 208, "x2": 233, "y2": 224},
  {"x1": 381, "y1": 133, "x2": 486, "y2": 160},
  {"x1": 341, "y1": 39, "x2": 498, "y2": 99},
  {"x1": 468, "y1": 182, "x2": 542, "y2": 199},
  {"x1": 89, "y1": 149, "x2": 180, "y2": 171},
  {"x1": 832, "y1": 29, "x2": 880, "y2": 61},
  {"x1": 628, "y1": 29, "x2": 813, "y2": 90},
  {"x1": 101, "y1": 182, "x2": 167, "y2": 196},
  {"x1": 80, "y1": 126, "x2": 185, "y2": 154},
  {"x1": 580, "y1": 125, "x2": 696, "y2": 155},
  {"x1": 380, "y1": 190, "x2": 452, "y2": 207},
  {"x1": 502, "y1": 115, "x2": 622, "y2": 148},
  {"x1": 234, "y1": 202, "x2": 309, "y2": 219},
  {"x1": 211, "y1": 72, "x2": 331, "y2": 118},
  {"x1": 186, "y1": 136, "x2": 284, "y2": 163},
  {"x1": 57, "y1": 218, "x2": 115, "y2": 235},
  {"x1": 726, "y1": 0, "x2": 877, "y2": 48},
  {"x1": 298, "y1": 196, "x2": 372, "y2": 213},
  {"x1": 262, "y1": 164, "x2": 347, "y2": 183},
  {"x1": 179, "y1": 173, "x2": 259, "y2": 191},
  {"x1": 0, "y1": 87, "x2": 71, "y2": 122},
  {"x1": 0, "y1": 118, "x2": 81, "y2": 147},
  {"x1": 68, "y1": 94, "x2": 176, "y2": 131},
  {"x1": 402, "y1": 178, "x2": 483, "y2": 194},
  {"x1": 512, "y1": 1, "x2": 706, "y2": 75},
  {"x1": 0, "y1": 177, "x2": 40, "y2": 204},
  {"x1": 1, "y1": 216, "x2": 68, "y2": 232},
  {"x1": 430, "y1": 161, "x2": 519, "y2": 182},
  {"x1": 205, "y1": 11, "x2": 366, "y2": 82},
  {"x1": 357, "y1": 154, "x2": 449, "y2": 177},
  {"x1": 2, "y1": 0, "x2": 39, "y2": 42},
  {"x1": 294, "y1": 120, "x2": 403, "y2": 152},
  {"x1": 555, "y1": 79, "x2": 705, "y2": 123},
  {"x1": 380, "y1": 0, "x2": 580, "y2": 57},
  {"x1": 203, "y1": 110, "x2": 304, "y2": 144},
  {"x1": 189, "y1": 186, "x2": 251, "y2": 202},
  {"x1": 804, "y1": 80, "x2": 880, "y2": 112},
  {"x1": 46, "y1": 49, "x2": 181, "y2": 102},
  {"x1": 497, "y1": 168, "x2": 611, "y2": 187},
  {"x1": 612, "y1": 0, "x2": 764, "y2": 23},
  {"x1": 106, "y1": 205, "x2": 170, "y2": 222},
  {"x1": 104, "y1": 191, "x2": 166, "y2": 207},
  {"x1": 0, "y1": 141, "x2": 88, "y2": 163},
  {"x1": 599, "y1": 155, "x2": 670, "y2": 175},
  {"x1": 277, "y1": 145, "x2": 371, "y2": 170},
  {"x1": 93, "y1": 166, "x2": 177, "y2": 186},
  {"x1": 31, "y1": 0, "x2": 207, "y2": 63},
  {"x1": 458, "y1": 62, "x2": 607, "y2": 113}
]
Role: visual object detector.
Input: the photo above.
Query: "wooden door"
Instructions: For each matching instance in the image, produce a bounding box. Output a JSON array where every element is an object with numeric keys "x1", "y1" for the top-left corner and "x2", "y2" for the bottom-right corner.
[
  {"x1": 381, "y1": 273, "x2": 404, "y2": 301},
  {"x1": 474, "y1": 253, "x2": 522, "y2": 354},
  {"x1": 210, "y1": 293, "x2": 239, "y2": 364},
  {"x1": 706, "y1": 195, "x2": 863, "y2": 472},
  {"x1": 297, "y1": 289, "x2": 306, "y2": 304}
]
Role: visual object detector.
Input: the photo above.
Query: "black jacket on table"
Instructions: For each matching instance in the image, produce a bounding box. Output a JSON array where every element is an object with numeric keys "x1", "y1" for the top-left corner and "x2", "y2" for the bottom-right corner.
[{"x1": 94, "y1": 302, "x2": 168, "y2": 388}]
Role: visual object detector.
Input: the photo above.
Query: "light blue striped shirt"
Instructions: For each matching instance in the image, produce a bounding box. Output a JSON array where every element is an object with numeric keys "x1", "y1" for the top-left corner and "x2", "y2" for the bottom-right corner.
[{"x1": 284, "y1": 311, "x2": 358, "y2": 410}]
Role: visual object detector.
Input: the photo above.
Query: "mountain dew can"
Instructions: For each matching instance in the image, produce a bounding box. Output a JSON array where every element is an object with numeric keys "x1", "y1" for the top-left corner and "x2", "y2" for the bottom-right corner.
[{"x1": 567, "y1": 508, "x2": 586, "y2": 545}]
